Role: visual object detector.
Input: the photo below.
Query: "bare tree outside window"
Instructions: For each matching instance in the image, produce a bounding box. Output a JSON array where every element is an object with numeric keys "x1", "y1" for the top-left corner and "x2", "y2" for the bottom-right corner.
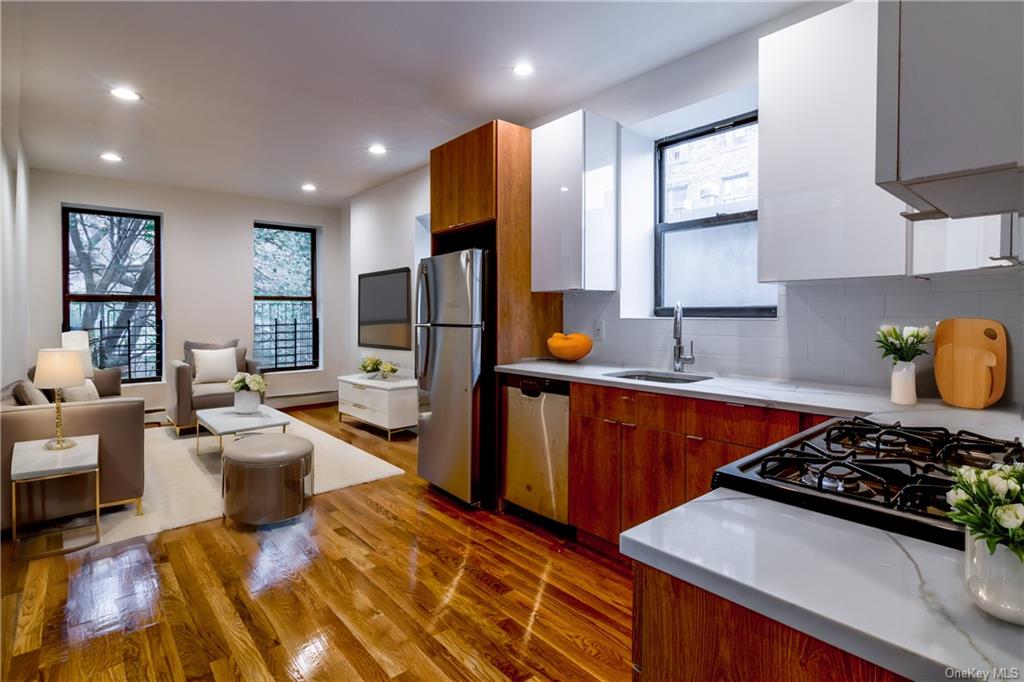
[
  {"x1": 62, "y1": 207, "x2": 162, "y2": 381},
  {"x1": 253, "y1": 224, "x2": 318, "y2": 371}
]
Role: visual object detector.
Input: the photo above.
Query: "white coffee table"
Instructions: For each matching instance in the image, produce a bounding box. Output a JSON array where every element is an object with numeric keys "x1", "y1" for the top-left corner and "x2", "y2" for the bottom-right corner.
[
  {"x1": 195, "y1": 405, "x2": 292, "y2": 455},
  {"x1": 11, "y1": 434, "x2": 101, "y2": 559}
]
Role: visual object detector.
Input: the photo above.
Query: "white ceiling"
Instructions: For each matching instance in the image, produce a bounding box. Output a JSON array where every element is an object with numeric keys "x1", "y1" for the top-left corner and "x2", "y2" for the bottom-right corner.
[{"x1": 13, "y1": 1, "x2": 800, "y2": 207}]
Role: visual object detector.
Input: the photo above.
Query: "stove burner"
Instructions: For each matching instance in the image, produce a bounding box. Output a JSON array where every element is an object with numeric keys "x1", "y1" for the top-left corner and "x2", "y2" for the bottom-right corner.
[{"x1": 801, "y1": 462, "x2": 868, "y2": 495}]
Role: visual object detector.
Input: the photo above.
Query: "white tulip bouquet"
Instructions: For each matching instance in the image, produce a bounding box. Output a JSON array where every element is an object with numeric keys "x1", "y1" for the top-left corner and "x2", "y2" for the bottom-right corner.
[
  {"x1": 946, "y1": 464, "x2": 1024, "y2": 562},
  {"x1": 875, "y1": 324, "x2": 932, "y2": 363},
  {"x1": 227, "y1": 371, "x2": 267, "y2": 394}
]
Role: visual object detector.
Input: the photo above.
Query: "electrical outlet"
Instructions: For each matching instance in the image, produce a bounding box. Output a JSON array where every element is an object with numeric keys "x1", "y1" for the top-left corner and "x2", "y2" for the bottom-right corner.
[{"x1": 593, "y1": 319, "x2": 605, "y2": 342}]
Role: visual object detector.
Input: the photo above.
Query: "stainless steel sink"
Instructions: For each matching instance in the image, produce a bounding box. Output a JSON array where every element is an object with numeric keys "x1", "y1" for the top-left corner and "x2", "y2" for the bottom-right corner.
[{"x1": 604, "y1": 370, "x2": 712, "y2": 384}]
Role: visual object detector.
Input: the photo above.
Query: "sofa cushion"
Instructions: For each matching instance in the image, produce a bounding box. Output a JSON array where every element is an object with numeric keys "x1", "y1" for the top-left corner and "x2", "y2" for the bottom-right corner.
[
  {"x1": 13, "y1": 380, "x2": 49, "y2": 406},
  {"x1": 183, "y1": 339, "x2": 238, "y2": 376},
  {"x1": 63, "y1": 380, "x2": 100, "y2": 403},
  {"x1": 92, "y1": 367, "x2": 122, "y2": 397},
  {"x1": 193, "y1": 348, "x2": 238, "y2": 384},
  {"x1": 193, "y1": 382, "x2": 235, "y2": 410}
]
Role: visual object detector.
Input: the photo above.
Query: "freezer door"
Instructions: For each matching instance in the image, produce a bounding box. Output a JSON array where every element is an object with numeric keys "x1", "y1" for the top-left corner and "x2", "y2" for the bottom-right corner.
[
  {"x1": 416, "y1": 249, "x2": 483, "y2": 326},
  {"x1": 416, "y1": 325, "x2": 482, "y2": 503}
]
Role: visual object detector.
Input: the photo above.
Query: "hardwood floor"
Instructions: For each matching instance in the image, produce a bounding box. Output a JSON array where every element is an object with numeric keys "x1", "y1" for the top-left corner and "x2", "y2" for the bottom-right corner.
[{"x1": 1, "y1": 405, "x2": 633, "y2": 681}]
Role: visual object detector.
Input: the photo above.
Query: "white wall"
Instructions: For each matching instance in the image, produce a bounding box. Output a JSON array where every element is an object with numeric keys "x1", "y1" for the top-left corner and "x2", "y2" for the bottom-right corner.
[
  {"x1": 27, "y1": 169, "x2": 346, "y2": 408},
  {"x1": 1, "y1": 4, "x2": 32, "y2": 387},
  {"x1": 347, "y1": 166, "x2": 429, "y2": 372}
]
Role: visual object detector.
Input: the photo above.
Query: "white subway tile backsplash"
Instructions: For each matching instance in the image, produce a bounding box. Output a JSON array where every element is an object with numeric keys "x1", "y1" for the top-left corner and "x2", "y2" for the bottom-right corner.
[{"x1": 564, "y1": 270, "x2": 1024, "y2": 399}]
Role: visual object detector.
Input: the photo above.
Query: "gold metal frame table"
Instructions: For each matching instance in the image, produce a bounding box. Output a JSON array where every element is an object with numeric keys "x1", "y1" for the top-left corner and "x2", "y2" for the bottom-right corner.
[{"x1": 10, "y1": 434, "x2": 100, "y2": 560}]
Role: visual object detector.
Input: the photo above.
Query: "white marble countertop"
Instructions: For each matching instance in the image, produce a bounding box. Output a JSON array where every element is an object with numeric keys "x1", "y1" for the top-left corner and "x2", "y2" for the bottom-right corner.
[
  {"x1": 620, "y1": 488, "x2": 1024, "y2": 681},
  {"x1": 495, "y1": 360, "x2": 1024, "y2": 440},
  {"x1": 338, "y1": 373, "x2": 418, "y2": 391}
]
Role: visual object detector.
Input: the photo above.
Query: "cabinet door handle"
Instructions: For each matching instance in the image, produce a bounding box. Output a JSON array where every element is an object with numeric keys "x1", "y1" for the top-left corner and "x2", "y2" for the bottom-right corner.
[
  {"x1": 352, "y1": 403, "x2": 368, "y2": 410},
  {"x1": 621, "y1": 422, "x2": 636, "y2": 428},
  {"x1": 725, "y1": 402, "x2": 746, "y2": 408},
  {"x1": 686, "y1": 435, "x2": 704, "y2": 441},
  {"x1": 602, "y1": 418, "x2": 617, "y2": 425}
]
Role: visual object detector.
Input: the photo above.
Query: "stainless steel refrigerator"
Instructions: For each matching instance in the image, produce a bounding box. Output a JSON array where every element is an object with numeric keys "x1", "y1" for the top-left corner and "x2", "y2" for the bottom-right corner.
[{"x1": 415, "y1": 248, "x2": 486, "y2": 504}]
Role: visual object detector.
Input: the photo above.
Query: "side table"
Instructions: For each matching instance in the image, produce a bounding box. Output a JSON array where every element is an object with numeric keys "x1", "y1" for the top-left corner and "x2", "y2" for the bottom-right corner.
[{"x1": 11, "y1": 434, "x2": 101, "y2": 559}]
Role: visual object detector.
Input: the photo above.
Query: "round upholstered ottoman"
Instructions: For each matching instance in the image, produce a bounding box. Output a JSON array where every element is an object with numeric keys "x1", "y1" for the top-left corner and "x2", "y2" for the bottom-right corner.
[{"x1": 221, "y1": 433, "x2": 314, "y2": 525}]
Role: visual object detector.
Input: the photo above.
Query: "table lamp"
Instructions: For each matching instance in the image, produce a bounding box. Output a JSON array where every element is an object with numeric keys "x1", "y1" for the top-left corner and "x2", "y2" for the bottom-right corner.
[
  {"x1": 61, "y1": 330, "x2": 94, "y2": 378},
  {"x1": 33, "y1": 348, "x2": 85, "y2": 450}
]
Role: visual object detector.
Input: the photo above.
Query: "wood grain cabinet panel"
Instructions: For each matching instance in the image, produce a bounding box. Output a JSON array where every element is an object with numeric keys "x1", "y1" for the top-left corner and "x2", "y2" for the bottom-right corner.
[
  {"x1": 684, "y1": 437, "x2": 754, "y2": 502},
  {"x1": 570, "y1": 383, "x2": 636, "y2": 423},
  {"x1": 686, "y1": 399, "x2": 767, "y2": 448},
  {"x1": 633, "y1": 563, "x2": 905, "y2": 681},
  {"x1": 635, "y1": 393, "x2": 688, "y2": 433},
  {"x1": 800, "y1": 412, "x2": 835, "y2": 431},
  {"x1": 569, "y1": 414, "x2": 622, "y2": 543},
  {"x1": 429, "y1": 141, "x2": 459, "y2": 233},
  {"x1": 457, "y1": 122, "x2": 497, "y2": 226},
  {"x1": 765, "y1": 409, "x2": 802, "y2": 444},
  {"x1": 621, "y1": 426, "x2": 687, "y2": 531}
]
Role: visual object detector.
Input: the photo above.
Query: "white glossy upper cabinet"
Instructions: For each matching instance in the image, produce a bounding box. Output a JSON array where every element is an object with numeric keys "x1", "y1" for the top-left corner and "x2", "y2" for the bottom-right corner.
[
  {"x1": 912, "y1": 214, "x2": 1020, "y2": 276},
  {"x1": 532, "y1": 110, "x2": 618, "y2": 292},
  {"x1": 876, "y1": 1, "x2": 1023, "y2": 218},
  {"x1": 758, "y1": 0, "x2": 908, "y2": 283}
]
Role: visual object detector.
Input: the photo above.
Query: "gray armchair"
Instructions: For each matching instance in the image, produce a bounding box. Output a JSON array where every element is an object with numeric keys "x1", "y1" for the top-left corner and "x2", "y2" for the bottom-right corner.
[{"x1": 166, "y1": 342, "x2": 260, "y2": 434}]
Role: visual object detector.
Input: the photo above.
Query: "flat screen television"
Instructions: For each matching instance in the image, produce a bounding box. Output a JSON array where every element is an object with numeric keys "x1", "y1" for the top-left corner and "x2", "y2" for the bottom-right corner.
[{"x1": 358, "y1": 267, "x2": 412, "y2": 350}]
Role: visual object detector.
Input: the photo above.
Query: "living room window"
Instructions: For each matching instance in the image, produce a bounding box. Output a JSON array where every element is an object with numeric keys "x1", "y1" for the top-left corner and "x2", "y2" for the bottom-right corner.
[
  {"x1": 62, "y1": 206, "x2": 162, "y2": 382},
  {"x1": 253, "y1": 224, "x2": 319, "y2": 371},
  {"x1": 654, "y1": 111, "x2": 777, "y2": 318}
]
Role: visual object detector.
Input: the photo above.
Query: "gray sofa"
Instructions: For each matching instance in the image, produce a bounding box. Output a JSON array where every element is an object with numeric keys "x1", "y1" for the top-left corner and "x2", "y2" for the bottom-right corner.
[
  {"x1": 166, "y1": 341, "x2": 260, "y2": 434},
  {"x1": 2, "y1": 368, "x2": 145, "y2": 530}
]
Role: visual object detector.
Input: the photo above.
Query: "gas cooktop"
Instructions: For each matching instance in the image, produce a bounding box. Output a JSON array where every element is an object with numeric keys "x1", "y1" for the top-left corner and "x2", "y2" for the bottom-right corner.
[{"x1": 711, "y1": 416, "x2": 1024, "y2": 549}]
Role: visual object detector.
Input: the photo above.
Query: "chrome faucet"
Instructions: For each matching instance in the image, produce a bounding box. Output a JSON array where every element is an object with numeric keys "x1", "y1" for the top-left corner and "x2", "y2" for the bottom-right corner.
[{"x1": 672, "y1": 302, "x2": 695, "y2": 372}]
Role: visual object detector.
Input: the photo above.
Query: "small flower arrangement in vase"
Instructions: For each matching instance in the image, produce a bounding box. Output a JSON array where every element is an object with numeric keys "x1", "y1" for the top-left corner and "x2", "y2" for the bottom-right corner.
[
  {"x1": 946, "y1": 464, "x2": 1024, "y2": 624},
  {"x1": 359, "y1": 356, "x2": 399, "y2": 380},
  {"x1": 874, "y1": 324, "x2": 931, "y2": 405},
  {"x1": 228, "y1": 372, "x2": 266, "y2": 414}
]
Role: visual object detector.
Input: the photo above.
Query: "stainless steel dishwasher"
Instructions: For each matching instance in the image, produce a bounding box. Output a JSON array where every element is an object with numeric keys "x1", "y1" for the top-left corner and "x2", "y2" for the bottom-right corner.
[{"x1": 503, "y1": 375, "x2": 570, "y2": 524}]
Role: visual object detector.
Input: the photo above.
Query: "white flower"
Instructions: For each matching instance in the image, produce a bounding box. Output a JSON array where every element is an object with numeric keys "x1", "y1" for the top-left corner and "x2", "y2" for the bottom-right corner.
[
  {"x1": 994, "y1": 503, "x2": 1024, "y2": 529},
  {"x1": 917, "y1": 325, "x2": 931, "y2": 339},
  {"x1": 946, "y1": 487, "x2": 969, "y2": 506},
  {"x1": 902, "y1": 326, "x2": 918, "y2": 339},
  {"x1": 879, "y1": 324, "x2": 895, "y2": 335},
  {"x1": 988, "y1": 474, "x2": 1021, "y2": 500},
  {"x1": 959, "y1": 466, "x2": 979, "y2": 484}
]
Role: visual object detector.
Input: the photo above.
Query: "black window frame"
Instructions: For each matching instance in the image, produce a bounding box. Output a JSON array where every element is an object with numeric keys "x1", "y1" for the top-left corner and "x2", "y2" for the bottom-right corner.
[
  {"x1": 653, "y1": 110, "x2": 776, "y2": 319},
  {"x1": 253, "y1": 223, "x2": 319, "y2": 373},
  {"x1": 61, "y1": 205, "x2": 163, "y2": 383}
]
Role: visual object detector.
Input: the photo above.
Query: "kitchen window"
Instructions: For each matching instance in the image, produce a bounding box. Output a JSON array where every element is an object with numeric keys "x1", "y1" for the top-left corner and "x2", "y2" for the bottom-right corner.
[
  {"x1": 253, "y1": 224, "x2": 319, "y2": 371},
  {"x1": 62, "y1": 206, "x2": 162, "y2": 382},
  {"x1": 654, "y1": 111, "x2": 777, "y2": 318}
]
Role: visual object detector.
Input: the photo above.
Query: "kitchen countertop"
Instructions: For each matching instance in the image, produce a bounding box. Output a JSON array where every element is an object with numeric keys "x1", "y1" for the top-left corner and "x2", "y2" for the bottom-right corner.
[
  {"x1": 495, "y1": 360, "x2": 1024, "y2": 440},
  {"x1": 499, "y1": 359, "x2": 1024, "y2": 677},
  {"x1": 620, "y1": 489, "x2": 1024, "y2": 681}
]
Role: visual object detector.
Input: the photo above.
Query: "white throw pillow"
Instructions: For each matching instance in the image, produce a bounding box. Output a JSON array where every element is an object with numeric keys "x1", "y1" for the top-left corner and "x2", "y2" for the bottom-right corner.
[
  {"x1": 192, "y1": 347, "x2": 239, "y2": 384},
  {"x1": 62, "y1": 379, "x2": 100, "y2": 403}
]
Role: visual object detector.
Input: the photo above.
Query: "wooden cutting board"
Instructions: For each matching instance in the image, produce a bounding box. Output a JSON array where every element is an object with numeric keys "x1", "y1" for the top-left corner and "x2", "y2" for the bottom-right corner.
[{"x1": 934, "y1": 318, "x2": 1007, "y2": 409}]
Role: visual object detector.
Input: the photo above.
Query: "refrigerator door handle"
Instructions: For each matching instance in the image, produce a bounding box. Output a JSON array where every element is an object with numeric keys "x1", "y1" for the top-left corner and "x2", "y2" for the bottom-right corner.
[
  {"x1": 415, "y1": 259, "x2": 431, "y2": 326},
  {"x1": 415, "y1": 325, "x2": 430, "y2": 388}
]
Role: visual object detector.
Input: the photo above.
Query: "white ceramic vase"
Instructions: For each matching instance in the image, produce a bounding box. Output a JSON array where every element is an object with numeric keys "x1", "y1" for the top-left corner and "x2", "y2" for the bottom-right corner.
[
  {"x1": 233, "y1": 389, "x2": 260, "y2": 414},
  {"x1": 890, "y1": 360, "x2": 917, "y2": 405},
  {"x1": 965, "y1": 530, "x2": 1024, "y2": 625}
]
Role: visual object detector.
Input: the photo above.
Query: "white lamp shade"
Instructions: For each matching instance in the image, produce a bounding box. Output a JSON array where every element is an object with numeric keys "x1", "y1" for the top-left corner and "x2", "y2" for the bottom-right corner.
[
  {"x1": 34, "y1": 348, "x2": 86, "y2": 389},
  {"x1": 61, "y1": 330, "x2": 94, "y2": 378}
]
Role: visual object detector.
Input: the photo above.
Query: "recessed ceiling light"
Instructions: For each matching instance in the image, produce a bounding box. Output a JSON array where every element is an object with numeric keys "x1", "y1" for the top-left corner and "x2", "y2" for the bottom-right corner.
[
  {"x1": 100, "y1": 152, "x2": 122, "y2": 163},
  {"x1": 110, "y1": 87, "x2": 141, "y2": 101},
  {"x1": 301, "y1": 183, "x2": 317, "y2": 192},
  {"x1": 368, "y1": 144, "x2": 387, "y2": 155},
  {"x1": 513, "y1": 62, "x2": 534, "y2": 77},
  {"x1": 560, "y1": 186, "x2": 569, "y2": 192}
]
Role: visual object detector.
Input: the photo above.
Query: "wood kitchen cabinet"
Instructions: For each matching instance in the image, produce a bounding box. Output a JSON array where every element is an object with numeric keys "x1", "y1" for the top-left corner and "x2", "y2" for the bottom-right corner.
[
  {"x1": 621, "y1": 426, "x2": 686, "y2": 531},
  {"x1": 568, "y1": 414, "x2": 622, "y2": 543},
  {"x1": 429, "y1": 121, "x2": 497, "y2": 233},
  {"x1": 684, "y1": 437, "x2": 755, "y2": 502}
]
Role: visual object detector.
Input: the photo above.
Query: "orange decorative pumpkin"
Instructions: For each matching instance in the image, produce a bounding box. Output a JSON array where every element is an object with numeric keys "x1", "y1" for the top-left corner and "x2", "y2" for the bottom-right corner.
[{"x1": 547, "y1": 332, "x2": 593, "y2": 362}]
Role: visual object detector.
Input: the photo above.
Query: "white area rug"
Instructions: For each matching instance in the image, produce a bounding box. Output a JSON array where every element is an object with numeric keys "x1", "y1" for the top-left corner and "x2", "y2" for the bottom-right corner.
[{"x1": 93, "y1": 419, "x2": 403, "y2": 548}]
